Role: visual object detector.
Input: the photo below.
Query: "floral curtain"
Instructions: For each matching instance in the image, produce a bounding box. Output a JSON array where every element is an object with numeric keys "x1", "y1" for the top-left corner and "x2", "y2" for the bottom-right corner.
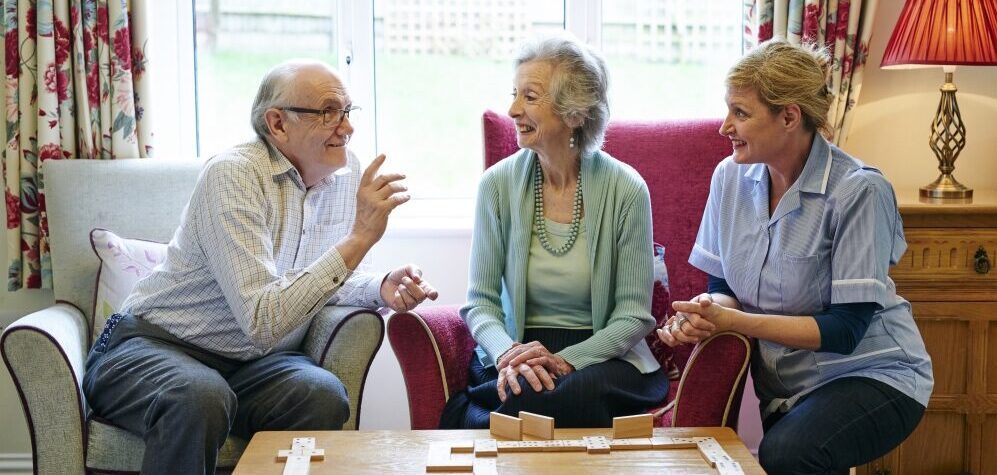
[
  {"x1": 743, "y1": 0, "x2": 878, "y2": 145},
  {"x1": 3, "y1": 0, "x2": 152, "y2": 290}
]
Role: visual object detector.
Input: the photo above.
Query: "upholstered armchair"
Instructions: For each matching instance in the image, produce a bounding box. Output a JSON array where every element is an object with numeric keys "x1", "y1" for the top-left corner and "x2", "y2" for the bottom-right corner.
[
  {"x1": 1, "y1": 159, "x2": 384, "y2": 474},
  {"x1": 388, "y1": 111, "x2": 752, "y2": 430}
]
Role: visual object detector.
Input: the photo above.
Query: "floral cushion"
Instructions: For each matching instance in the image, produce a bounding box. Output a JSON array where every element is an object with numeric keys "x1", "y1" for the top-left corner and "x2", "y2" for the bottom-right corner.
[
  {"x1": 90, "y1": 228, "x2": 168, "y2": 326},
  {"x1": 645, "y1": 242, "x2": 680, "y2": 379}
]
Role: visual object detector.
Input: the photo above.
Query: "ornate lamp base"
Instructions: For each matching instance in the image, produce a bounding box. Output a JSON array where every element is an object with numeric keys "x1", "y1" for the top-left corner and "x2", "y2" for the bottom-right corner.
[
  {"x1": 920, "y1": 173, "x2": 973, "y2": 200},
  {"x1": 922, "y1": 70, "x2": 972, "y2": 202}
]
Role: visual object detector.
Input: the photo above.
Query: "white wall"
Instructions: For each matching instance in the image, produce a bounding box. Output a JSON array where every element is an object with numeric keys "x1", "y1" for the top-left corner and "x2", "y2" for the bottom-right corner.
[
  {"x1": 2, "y1": 0, "x2": 996, "y2": 467},
  {"x1": 359, "y1": 227, "x2": 472, "y2": 430}
]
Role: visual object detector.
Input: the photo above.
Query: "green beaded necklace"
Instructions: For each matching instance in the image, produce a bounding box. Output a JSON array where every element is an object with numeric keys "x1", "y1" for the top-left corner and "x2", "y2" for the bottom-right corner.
[{"x1": 533, "y1": 155, "x2": 583, "y2": 256}]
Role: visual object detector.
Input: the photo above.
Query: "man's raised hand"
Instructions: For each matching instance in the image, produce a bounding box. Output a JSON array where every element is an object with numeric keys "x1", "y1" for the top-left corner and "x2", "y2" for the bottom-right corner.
[{"x1": 352, "y1": 154, "x2": 409, "y2": 244}]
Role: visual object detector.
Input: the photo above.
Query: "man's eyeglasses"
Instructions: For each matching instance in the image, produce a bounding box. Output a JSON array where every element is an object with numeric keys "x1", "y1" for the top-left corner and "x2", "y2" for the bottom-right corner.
[{"x1": 279, "y1": 105, "x2": 360, "y2": 127}]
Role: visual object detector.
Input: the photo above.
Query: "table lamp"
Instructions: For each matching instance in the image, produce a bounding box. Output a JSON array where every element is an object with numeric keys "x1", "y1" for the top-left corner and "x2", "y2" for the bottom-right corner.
[{"x1": 881, "y1": 0, "x2": 997, "y2": 200}]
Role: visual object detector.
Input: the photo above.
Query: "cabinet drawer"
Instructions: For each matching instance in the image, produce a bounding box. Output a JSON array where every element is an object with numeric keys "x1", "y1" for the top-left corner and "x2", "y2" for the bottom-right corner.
[{"x1": 891, "y1": 229, "x2": 997, "y2": 300}]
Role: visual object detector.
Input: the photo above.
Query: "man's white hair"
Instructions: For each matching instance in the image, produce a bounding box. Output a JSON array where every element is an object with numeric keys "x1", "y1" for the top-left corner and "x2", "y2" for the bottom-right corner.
[{"x1": 250, "y1": 59, "x2": 337, "y2": 138}]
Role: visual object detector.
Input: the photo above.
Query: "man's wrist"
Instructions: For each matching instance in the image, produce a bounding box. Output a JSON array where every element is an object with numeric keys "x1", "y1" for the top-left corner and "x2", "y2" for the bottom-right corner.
[
  {"x1": 345, "y1": 232, "x2": 377, "y2": 255},
  {"x1": 378, "y1": 272, "x2": 392, "y2": 303},
  {"x1": 336, "y1": 233, "x2": 376, "y2": 271}
]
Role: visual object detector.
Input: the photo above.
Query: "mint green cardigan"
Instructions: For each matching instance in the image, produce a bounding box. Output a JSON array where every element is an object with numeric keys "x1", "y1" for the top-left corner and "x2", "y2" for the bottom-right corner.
[{"x1": 460, "y1": 149, "x2": 661, "y2": 374}]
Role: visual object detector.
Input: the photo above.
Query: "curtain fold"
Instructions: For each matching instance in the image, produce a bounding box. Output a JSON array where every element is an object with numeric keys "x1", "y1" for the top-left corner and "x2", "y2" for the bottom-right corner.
[
  {"x1": 743, "y1": 0, "x2": 878, "y2": 145},
  {"x1": 3, "y1": 0, "x2": 151, "y2": 290}
]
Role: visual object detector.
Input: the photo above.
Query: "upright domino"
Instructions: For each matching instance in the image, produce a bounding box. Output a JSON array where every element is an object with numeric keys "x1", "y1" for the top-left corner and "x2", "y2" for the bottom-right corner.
[
  {"x1": 489, "y1": 412, "x2": 522, "y2": 440},
  {"x1": 519, "y1": 411, "x2": 554, "y2": 440},
  {"x1": 611, "y1": 414, "x2": 653, "y2": 439}
]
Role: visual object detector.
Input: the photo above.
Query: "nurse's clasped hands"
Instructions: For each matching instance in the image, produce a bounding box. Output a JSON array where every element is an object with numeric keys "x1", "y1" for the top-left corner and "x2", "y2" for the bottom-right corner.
[{"x1": 656, "y1": 292, "x2": 735, "y2": 346}]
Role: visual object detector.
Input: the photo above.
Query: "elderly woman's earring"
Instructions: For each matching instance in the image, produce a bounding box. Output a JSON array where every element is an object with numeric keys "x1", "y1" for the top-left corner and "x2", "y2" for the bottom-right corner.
[{"x1": 569, "y1": 135, "x2": 576, "y2": 148}]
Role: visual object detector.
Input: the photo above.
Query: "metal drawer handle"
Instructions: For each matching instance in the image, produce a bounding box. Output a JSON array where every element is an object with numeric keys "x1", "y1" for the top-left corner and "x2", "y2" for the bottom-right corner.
[{"x1": 974, "y1": 247, "x2": 991, "y2": 274}]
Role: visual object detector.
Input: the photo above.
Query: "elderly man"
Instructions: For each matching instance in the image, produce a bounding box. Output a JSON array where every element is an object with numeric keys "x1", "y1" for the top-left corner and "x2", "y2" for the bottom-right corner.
[{"x1": 81, "y1": 59, "x2": 437, "y2": 474}]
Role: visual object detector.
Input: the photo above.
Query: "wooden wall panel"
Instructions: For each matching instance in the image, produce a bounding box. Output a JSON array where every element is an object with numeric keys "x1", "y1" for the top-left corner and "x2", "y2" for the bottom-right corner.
[
  {"x1": 988, "y1": 322, "x2": 997, "y2": 395},
  {"x1": 915, "y1": 318, "x2": 969, "y2": 395},
  {"x1": 899, "y1": 412, "x2": 967, "y2": 475},
  {"x1": 983, "y1": 415, "x2": 997, "y2": 475}
]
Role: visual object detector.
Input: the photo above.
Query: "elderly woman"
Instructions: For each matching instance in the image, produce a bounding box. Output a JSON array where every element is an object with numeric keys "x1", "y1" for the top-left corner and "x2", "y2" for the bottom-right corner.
[
  {"x1": 439, "y1": 33, "x2": 668, "y2": 429},
  {"x1": 658, "y1": 40, "x2": 933, "y2": 474}
]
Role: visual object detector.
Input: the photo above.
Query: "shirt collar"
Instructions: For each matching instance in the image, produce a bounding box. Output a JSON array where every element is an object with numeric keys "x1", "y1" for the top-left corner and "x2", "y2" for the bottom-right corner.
[
  {"x1": 797, "y1": 134, "x2": 833, "y2": 195},
  {"x1": 744, "y1": 162, "x2": 766, "y2": 182},
  {"x1": 260, "y1": 139, "x2": 339, "y2": 189},
  {"x1": 742, "y1": 133, "x2": 833, "y2": 195},
  {"x1": 260, "y1": 139, "x2": 298, "y2": 178}
]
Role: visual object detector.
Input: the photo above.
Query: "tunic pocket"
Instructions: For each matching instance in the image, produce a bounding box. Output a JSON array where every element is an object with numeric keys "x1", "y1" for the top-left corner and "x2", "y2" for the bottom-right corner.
[{"x1": 780, "y1": 253, "x2": 823, "y2": 315}]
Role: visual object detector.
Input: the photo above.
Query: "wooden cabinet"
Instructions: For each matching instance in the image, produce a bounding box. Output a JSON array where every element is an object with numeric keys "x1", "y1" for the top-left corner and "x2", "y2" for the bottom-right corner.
[{"x1": 858, "y1": 190, "x2": 997, "y2": 475}]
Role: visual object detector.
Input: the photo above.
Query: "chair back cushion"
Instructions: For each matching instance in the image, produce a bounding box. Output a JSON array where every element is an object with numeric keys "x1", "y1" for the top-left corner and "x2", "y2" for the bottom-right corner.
[
  {"x1": 44, "y1": 158, "x2": 202, "y2": 343},
  {"x1": 482, "y1": 110, "x2": 730, "y2": 368}
]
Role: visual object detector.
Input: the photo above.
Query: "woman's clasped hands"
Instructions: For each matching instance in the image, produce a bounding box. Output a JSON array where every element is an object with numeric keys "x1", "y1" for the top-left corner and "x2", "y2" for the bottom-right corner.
[{"x1": 495, "y1": 341, "x2": 574, "y2": 402}]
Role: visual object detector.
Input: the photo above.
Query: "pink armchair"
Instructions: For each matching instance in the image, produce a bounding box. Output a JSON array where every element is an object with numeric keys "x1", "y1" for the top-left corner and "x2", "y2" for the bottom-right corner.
[{"x1": 388, "y1": 111, "x2": 751, "y2": 430}]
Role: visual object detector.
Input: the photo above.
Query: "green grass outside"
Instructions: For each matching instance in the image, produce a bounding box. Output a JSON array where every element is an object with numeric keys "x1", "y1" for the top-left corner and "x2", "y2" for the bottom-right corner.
[{"x1": 197, "y1": 51, "x2": 730, "y2": 199}]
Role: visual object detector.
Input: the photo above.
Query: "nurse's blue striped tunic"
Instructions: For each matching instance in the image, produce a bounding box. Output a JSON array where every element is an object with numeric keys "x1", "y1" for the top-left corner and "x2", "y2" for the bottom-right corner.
[{"x1": 689, "y1": 134, "x2": 933, "y2": 419}]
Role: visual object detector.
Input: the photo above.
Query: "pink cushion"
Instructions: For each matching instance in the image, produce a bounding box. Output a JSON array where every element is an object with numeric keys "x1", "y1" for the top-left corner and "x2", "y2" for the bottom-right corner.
[{"x1": 89, "y1": 228, "x2": 168, "y2": 334}]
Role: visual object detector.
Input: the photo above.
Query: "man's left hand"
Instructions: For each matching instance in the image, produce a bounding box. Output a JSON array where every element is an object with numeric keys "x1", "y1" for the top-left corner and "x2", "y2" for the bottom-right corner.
[{"x1": 380, "y1": 264, "x2": 439, "y2": 312}]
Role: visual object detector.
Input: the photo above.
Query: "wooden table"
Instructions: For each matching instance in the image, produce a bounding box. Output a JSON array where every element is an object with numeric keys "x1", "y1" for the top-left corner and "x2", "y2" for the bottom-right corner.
[{"x1": 233, "y1": 427, "x2": 764, "y2": 474}]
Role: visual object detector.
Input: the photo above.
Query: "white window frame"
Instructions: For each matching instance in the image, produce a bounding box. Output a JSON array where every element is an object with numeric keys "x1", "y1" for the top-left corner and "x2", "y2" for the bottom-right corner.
[
  {"x1": 565, "y1": 0, "x2": 602, "y2": 47},
  {"x1": 338, "y1": 0, "x2": 376, "y2": 161},
  {"x1": 147, "y1": 0, "x2": 197, "y2": 159},
  {"x1": 149, "y1": 0, "x2": 736, "y2": 228}
]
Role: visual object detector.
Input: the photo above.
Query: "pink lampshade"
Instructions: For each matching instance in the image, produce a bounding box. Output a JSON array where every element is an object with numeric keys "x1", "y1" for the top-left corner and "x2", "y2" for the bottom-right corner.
[{"x1": 881, "y1": 0, "x2": 997, "y2": 69}]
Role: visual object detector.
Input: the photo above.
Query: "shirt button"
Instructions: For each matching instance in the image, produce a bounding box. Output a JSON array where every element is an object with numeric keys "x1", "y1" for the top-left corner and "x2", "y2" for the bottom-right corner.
[{"x1": 333, "y1": 276, "x2": 340, "y2": 284}]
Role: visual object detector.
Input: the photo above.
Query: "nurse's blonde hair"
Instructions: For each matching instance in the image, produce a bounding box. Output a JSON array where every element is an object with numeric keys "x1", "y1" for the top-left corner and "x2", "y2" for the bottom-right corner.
[{"x1": 726, "y1": 40, "x2": 833, "y2": 138}]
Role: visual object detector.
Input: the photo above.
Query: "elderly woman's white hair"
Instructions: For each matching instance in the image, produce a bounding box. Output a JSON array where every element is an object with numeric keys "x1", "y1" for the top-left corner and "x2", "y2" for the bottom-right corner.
[{"x1": 514, "y1": 32, "x2": 610, "y2": 158}]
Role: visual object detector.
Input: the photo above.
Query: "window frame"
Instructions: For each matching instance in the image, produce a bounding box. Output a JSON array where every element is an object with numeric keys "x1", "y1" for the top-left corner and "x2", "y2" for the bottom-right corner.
[{"x1": 148, "y1": 1, "x2": 197, "y2": 159}]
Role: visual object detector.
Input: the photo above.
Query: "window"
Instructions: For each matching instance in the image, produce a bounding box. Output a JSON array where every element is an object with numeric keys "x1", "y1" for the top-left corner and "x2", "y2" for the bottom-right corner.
[
  {"x1": 373, "y1": 0, "x2": 563, "y2": 202},
  {"x1": 153, "y1": 1, "x2": 741, "y2": 215},
  {"x1": 602, "y1": 0, "x2": 742, "y2": 121},
  {"x1": 193, "y1": 0, "x2": 342, "y2": 159}
]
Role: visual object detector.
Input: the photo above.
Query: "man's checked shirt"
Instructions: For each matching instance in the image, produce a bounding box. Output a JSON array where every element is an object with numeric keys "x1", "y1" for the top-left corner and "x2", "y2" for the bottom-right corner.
[{"x1": 122, "y1": 139, "x2": 385, "y2": 360}]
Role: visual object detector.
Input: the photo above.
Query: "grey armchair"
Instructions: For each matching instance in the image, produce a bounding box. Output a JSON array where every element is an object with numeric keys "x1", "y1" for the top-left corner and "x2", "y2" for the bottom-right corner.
[{"x1": 1, "y1": 159, "x2": 384, "y2": 474}]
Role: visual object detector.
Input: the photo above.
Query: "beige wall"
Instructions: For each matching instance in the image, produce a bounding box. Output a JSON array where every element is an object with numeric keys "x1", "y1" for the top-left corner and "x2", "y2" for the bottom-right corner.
[{"x1": 844, "y1": 0, "x2": 997, "y2": 192}]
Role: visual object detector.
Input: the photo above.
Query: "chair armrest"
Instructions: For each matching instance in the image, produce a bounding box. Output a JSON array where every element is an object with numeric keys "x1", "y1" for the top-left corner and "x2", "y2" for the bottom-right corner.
[
  {"x1": 1, "y1": 303, "x2": 89, "y2": 475},
  {"x1": 670, "y1": 331, "x2": 751, "y2": 429},
  {"x1": 302, "y1": 306, "x2": 384, "y2": 431},
  {"x1": 386, "y1": 306, "x2": 477, "y2": 429}
]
